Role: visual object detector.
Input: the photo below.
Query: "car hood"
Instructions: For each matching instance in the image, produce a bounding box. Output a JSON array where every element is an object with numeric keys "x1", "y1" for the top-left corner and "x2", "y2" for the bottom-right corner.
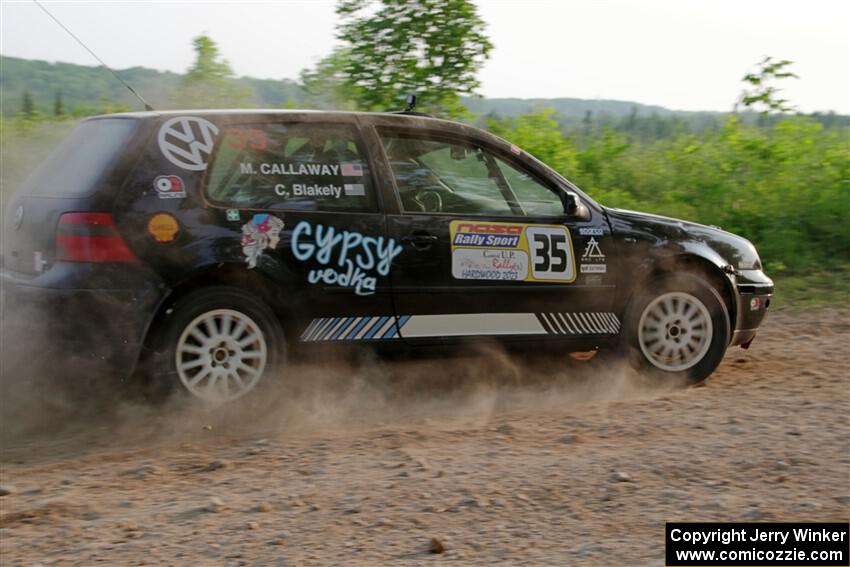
[{"x1": 603, "y1": 207, "x2": 762, "y2": 270}]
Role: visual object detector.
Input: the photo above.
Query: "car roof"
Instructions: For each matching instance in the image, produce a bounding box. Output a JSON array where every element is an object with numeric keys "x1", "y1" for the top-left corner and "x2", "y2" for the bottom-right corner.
[
  {"x1": 84, "y1": 108, "x2": 498, "y2": 144},
  {"x1": 88, "y1": 108, "x2": 443, "y2": 124}
]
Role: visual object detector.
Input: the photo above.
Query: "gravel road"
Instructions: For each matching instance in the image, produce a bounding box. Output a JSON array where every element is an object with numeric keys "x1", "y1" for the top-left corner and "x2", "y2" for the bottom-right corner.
[{"x1": 1, "y1": 307, "x2": 848, "y2": 566}]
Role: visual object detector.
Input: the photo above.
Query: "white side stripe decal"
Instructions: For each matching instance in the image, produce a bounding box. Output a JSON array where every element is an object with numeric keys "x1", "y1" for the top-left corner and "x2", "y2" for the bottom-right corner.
[
  {"x1": 402, "y1": 313, "x2": 546, "y2": 338},
  {"x1": 301, "y1": 312, "x2": 621, "y2": 341}
]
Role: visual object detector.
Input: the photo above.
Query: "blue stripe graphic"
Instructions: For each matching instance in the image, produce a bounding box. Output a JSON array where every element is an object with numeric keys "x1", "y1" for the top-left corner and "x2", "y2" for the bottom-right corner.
[
  {"x1": 325, "y1": 318, "x2": 349, "y2": 340},
  {"x1": 380, "y1": 321, "x2": 399, "y2": 339},
  {"x1": 317, "y1": 318, "x2": 340, "y2": 341},
  {"x1": 345, "y1": 316, "x2": 372, "y2": 339},
  {"x1": 331, "y1": 317, "x2": 357, "y2": 340},
  {"x1": 363, "y1": 316, "x2": 389, "y2": 340},
  {"x1": 308, "y1": 318, "x2": 331, "y2": 341},
  {"x1": 319, "y1": 318, "x2": 339, "y2": 339}
]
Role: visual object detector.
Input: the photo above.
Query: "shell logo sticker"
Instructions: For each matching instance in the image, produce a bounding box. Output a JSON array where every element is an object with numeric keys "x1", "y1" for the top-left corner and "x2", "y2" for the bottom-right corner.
[{"x1": 147, "y1": 213, "x2": 180, "y2": 243}]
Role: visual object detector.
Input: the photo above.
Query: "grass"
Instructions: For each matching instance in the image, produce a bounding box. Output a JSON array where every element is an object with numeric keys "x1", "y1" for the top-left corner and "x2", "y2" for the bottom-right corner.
[{"x1": 770, "y1": 265, "x2": 850, "y2": 308}]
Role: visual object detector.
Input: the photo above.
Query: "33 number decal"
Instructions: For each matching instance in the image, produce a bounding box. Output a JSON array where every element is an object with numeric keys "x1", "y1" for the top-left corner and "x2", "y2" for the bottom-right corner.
[
  {"x1": 225, "y1": 127, "x2": 268, "y2": 150},
  {"x1": 527, "y1": 227, "x2": 575, "y2": 281}
]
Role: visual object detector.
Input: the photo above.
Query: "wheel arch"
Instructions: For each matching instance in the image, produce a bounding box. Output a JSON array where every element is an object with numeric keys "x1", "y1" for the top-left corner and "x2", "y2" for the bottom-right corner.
[
  {"x1": 624, "y1": 252, "x2": 737, "y2": 339},
  {"x1": 139, "y1": 263, "x2": 298, "y2": 358}
]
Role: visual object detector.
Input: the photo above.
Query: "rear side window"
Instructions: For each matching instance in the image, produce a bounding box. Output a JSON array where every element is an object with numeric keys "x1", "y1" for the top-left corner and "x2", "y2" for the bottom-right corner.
[
  {"x1": 206, "y1": 123, "x2": 375, "y2": 212},
  {"x1": 23, "y1": 118, "x2": 139, "y2": 197}
]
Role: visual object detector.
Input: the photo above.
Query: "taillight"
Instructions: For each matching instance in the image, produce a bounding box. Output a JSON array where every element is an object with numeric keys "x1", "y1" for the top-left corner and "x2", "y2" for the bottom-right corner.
[{"x1": 56, "y1": 213, "x2": 138, "y2": 263}]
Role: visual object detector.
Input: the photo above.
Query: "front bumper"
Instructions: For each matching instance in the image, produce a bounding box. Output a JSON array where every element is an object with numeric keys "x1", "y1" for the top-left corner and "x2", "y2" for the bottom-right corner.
[
  {"x1": 0, "y1": 262, "x2": 165, "y2": 379},
  {"x1": 730, "y1": 269, "x2": 774, "y2": 346}
]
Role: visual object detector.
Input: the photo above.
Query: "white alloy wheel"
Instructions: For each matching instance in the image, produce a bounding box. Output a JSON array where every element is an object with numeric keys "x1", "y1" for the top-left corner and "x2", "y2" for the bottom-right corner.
[
  {"x1": 175, "y1": 308, "x2": 268, "y2": 402},
  {"x1": 637, "y1": 291, "x2": 713, "y2": 372}
]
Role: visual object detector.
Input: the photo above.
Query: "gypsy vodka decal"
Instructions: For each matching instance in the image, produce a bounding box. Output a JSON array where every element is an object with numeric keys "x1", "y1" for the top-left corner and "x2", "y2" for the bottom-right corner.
[{"x1": 291, "y1": 221, "x2": 403, "y2": 296}]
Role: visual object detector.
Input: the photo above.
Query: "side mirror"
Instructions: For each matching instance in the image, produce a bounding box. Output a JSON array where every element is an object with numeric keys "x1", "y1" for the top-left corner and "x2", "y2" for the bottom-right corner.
[
  {"x1": 560, "y1": 190, "x2": 579, "y2": 215},
  {"x1": 559, "y1": 190, "x2": 590, "y2": 220}
]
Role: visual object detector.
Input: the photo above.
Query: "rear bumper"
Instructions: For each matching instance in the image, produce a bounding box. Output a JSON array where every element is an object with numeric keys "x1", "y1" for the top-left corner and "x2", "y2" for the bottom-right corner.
[
  {"x1": 729, "y1": 269, "x2": 774, "y2": 347},
  {"x1": 0, "y1": 263, "x2": 164, "y2": 379}
]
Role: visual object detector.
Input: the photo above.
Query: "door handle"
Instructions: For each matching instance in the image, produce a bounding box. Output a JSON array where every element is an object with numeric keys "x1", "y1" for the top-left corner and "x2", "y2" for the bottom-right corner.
[{"x1": 402, "y1": 233, "x2": 439, "y2": 249}]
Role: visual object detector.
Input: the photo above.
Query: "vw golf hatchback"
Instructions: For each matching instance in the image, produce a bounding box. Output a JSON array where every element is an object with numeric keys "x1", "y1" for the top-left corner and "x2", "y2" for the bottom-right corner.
[{"x1": 1, "y1": 110, "x2": 773, "y2": 402}]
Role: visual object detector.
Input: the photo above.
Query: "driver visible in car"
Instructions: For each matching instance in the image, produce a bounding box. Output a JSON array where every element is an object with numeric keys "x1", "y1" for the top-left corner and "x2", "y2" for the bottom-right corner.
[{"x1": 385, "y1": 138, "x2": 444, "y2": 212}]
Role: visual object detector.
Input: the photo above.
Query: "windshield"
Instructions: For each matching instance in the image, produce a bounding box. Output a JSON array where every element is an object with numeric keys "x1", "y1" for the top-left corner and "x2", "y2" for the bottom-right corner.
[{"x1": 22, "y1": 118, "x2": 139, "y2": 198}]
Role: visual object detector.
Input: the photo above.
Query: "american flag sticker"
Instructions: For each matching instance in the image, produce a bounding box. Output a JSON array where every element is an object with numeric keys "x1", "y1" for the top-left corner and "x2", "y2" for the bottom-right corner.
[
  {"x1": 341, "y1": 162, "x2": 364, "y2": 176},
  {"x1": 344, "y1": 183, "x2": 366, "y2": 196}
]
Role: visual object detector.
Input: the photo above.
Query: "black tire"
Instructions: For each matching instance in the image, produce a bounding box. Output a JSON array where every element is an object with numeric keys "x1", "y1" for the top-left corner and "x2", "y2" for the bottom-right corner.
[
  {"x1": 621, "y1": 273, "x2": 730, "y2": 384},
  {"x1": 147, "y1": 286, "x2": 285, "y2": 403}
]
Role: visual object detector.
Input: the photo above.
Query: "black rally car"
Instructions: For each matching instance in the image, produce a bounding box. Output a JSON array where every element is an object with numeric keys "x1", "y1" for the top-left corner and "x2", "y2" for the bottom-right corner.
[{"x1": 1, "y1": 110, "x2": 773, "y2": 402}]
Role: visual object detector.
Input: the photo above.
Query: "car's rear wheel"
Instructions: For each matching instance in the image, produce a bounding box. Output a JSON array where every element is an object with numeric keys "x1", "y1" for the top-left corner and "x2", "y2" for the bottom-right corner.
[
  {"x1": 624, "y1": 273, "x2": 730, "y2": 384},
  {"x1": 151, "y1": 287, "x2": 284, "y2": 403}
]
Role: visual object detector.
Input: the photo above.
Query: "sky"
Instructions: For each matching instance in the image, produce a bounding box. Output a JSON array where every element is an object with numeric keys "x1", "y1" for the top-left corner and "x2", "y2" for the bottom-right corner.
[{"x1": 1, "y1": 0, "x2": 848, "y2": 114}]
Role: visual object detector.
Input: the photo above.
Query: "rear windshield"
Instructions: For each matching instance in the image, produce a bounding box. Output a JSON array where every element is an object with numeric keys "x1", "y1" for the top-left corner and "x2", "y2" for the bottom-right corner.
[
  {"x1": 205, "y1": 122, "x2": 376, "y2": 212},
  {"x1": 22, "y1": 118, "x2": 139, "y2": 197}
]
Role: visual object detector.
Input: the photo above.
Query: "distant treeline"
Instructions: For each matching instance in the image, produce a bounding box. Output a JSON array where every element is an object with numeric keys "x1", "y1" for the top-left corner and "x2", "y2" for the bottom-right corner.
[
  {"x1": 2, "y1": 55, "x2": 847, "y2": 138},
  {"x1": 0, "y1": 55, "x2": 303, "y2": 116}
]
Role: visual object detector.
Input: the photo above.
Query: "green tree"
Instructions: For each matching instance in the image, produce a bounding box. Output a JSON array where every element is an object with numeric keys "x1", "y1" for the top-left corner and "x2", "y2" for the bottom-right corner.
[
  {"x1": 324, "y1": 0, "x2": 492, "y2": 117},
  {"x1": 172, "y1": 35, "x2": 250, "y2": 108},
  {"x1": 299, "y1": 48, "x2": 359, "y2": 110},
  {"x1": 487, "y1": 109, "x2": 579, "y2": 176},
  {"x1": 736, "y1": 56, "x2": 799, "y2": 115},
  {"x1": 185, "y1": 35, "x2": 233, "y2": 82},
  {"x1": 21, "y1": 90, "x2": 34, "y2": 119},
  {"x1": 53, "y1": 90, "x2": 64, "y2": 117}
]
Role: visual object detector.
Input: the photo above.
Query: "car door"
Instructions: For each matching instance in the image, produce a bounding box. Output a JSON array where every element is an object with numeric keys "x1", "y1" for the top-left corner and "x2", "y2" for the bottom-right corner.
[
  {"x1": 371, "y1": 124, "x2": 619, "y2": 344},
  {"x1": 202, "y1": 115, "x2": 401, "y2": 343}
]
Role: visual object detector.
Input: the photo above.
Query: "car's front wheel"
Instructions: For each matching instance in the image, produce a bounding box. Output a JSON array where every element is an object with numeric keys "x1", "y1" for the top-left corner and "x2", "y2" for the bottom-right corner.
[
  {"x1": 624, "y1": 273, "x2": 730, "y2": 384},
  {"x1": 151, "y1": 287, "x2": 284, "y2": 403}
]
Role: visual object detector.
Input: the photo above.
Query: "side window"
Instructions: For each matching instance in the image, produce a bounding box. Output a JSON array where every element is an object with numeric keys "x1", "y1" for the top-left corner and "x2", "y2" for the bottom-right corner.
[
  {"x1": 378, "y1": 132, "x2": 518, "y2": 216},
  {"x1": 496, "y1": 160, "x2": 564, "y2": 217},
  {"x1": 206, "y1": 123, "x2": 375, "y2": 212}
]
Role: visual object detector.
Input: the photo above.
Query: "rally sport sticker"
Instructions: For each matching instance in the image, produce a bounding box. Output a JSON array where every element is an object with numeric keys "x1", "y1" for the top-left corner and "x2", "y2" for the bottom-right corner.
[{"x1": 450, "y1": 221, "x2": 576, "y2": 283}]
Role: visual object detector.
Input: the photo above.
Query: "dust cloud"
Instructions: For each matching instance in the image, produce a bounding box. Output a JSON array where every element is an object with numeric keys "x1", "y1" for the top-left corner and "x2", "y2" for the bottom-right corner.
[
  {"x1": 0, "y1": 299, "x2": 679, "y2": 460},
  {"x1": 3, "y1": 308, "x2": 848, "y2": 565}
]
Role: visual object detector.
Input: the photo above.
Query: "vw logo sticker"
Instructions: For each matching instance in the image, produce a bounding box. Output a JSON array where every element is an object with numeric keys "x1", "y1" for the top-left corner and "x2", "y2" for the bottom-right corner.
[
  {"x1": 157, "y1": 116, "x2": 219, "y2": 171},
  {"x1": 13, "y1": 205, "x2": 24, "y2": 231}
]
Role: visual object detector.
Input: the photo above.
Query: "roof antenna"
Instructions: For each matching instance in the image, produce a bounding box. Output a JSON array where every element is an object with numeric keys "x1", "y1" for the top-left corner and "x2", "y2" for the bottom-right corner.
[
  {"x1": 32, "y1": 0, "x2": 155, "y2": 111},
  {"x1": 404, "y1": 94, "x2": 417, "y2": 112}
]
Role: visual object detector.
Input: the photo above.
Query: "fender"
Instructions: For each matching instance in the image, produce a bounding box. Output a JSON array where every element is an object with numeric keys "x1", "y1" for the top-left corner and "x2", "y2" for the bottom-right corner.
[
  {"x1": 604, "y1": 207, "x2": 740, "y2": 322},
  {"x1": 138, "y1": 260, "x2": 306, "y2": 360}
]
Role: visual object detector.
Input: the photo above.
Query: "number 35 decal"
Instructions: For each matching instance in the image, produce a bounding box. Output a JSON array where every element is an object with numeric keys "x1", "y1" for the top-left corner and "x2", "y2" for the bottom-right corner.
[{"x1": 527, "y1": 226, "x2": 576, "y2": 282}]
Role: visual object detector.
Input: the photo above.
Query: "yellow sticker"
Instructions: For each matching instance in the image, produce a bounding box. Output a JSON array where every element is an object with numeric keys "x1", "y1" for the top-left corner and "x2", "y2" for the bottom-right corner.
[
  {"x1": 147, "y1": 213, "x2": 180, "y2": 243},
  {"x1": 449, "y1": 220, "x2": 575, "y2": 283}
]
